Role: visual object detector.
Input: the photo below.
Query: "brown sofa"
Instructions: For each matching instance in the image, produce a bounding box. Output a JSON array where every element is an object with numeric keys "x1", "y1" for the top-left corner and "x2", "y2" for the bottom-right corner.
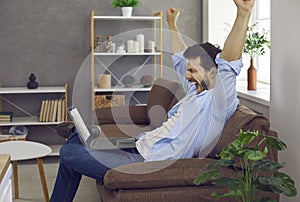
[{"x1": 95, "y1": 78, "x2": 278, "y2": 202}]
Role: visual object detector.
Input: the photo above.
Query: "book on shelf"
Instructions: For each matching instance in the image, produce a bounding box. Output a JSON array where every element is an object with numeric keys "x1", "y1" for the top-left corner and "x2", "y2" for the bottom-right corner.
[
  {"x1": 39, "y1": 100, "x2": 46, "y2": 122},
  {"x1": 57, "y1": 99, "x2": 62, "y2": 122},
  {"x1": 48, "y1": 100, "x2": 54, "y2": 122},
  {"x1": 44, "y1": 100, "x2": 49, "y2": 122},
  {"x1": 39, "y1": 98, "x2": 66, "y2": 122},
  {"x1": 52, "y1": 99, "x2": 58, "y2": 122},
  {"x1": 0, "y1": 111, "x2": 13, "y2": 123}
]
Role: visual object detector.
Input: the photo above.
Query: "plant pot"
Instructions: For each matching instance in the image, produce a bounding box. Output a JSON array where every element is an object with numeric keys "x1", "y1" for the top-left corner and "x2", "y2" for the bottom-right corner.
[
  {"x1": 121, "y1": 7, "x2": 133, "y2": 17},
  {"x1": 247, "y1": 58, "x2": 257, "y2": 90}
]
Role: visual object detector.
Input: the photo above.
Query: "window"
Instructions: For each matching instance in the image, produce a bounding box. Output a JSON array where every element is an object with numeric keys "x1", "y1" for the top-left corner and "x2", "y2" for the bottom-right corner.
[
  {"x1": 240, "y1": 0, "x2": 271, "y2": 84},
  {"x1": 206, "y1": 0, "x2": 271, "y2": 84}
]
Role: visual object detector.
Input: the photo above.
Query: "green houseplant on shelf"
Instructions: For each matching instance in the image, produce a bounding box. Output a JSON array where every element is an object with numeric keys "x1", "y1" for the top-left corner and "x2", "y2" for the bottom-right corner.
[
  {"x1": 194, "y1": 130, "x2": 297, "y2": 202},
  {"x1": 112, "y1": 0, "x2": 139, "y2": 17},
  {"x1": 243, "y1": 23, "x2": 270, "y2": 90}
]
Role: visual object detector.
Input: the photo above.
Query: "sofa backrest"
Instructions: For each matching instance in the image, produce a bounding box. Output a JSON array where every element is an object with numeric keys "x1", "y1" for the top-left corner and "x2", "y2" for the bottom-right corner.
[
  {"x1": 207, "y1": 105, "x2": 277, "y2": 163},
  {"x1": 146, "y1": 78, "x2": 182, "y2": 128}
]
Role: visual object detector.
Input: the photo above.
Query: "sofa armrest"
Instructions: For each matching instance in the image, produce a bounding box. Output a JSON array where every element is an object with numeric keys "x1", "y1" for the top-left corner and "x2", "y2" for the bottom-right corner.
[
  {"x1": 104, "y1": 158, "x2": 236, "y2": 189},
  {"x1": 96, "y1": 106, "x2": 148, "y2": 125}
]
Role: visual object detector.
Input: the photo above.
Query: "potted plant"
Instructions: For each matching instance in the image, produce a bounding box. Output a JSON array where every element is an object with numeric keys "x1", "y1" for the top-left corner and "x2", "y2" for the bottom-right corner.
[
  {"x1": 112, "y1": 0, "x2": 139, "y2": 17},
  {"x1": 243, "y1": 23, "x2": 270, "y2": 90},
  {"x1": 194, "y1": 130, "x2": 297, "y2": 202}
]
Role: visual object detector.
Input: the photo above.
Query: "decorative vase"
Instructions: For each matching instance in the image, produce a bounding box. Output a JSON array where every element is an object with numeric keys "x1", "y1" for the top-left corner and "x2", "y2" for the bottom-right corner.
[
  {"x1": 27, "y1": 73, "x2": 39, "y2": 89},
  {"x1": 247, "y1": 58, "x2": 257, "y2": 90},
  {"x1": 121, "y1": 7, "x2": 133, "y2": 17}
]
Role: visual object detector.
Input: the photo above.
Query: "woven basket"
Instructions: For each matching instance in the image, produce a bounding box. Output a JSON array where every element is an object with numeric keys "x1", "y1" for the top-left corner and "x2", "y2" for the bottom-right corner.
[{"x1": 94, "y1": 95, "x2": 125, "y2": 109}]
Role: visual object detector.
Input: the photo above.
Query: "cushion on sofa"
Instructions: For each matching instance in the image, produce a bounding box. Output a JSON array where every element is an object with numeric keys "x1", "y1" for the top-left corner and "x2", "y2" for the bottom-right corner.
[
  {"x1": 146, "y1": 78, "x2": 180, "y2": 128},
  {"x1": 98, "y1": 185, "x2": 234, "y2": 202},
  {"x1": 207, "y1": 105, "x2": 271, "y2": 159},
  {"x1": 96, "y1": 106, "x2": 148, "y2": 125},
  {"x1": 100, "y1": 124, "x2": 154, "y2": 138},
  {"x1": 104, "y1": 158, "x2": 236, "y2": 189}
]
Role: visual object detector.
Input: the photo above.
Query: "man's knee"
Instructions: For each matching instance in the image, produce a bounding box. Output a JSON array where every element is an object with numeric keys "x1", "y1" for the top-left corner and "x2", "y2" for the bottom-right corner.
[{"x1": 59, "y1": 144, "x2": 79, "y2": 165}]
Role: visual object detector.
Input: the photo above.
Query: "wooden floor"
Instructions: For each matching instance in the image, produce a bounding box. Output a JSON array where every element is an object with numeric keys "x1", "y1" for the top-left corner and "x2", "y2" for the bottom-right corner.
[{"x1": 13, "y1": 157, "x2": 100, "y2": 202}]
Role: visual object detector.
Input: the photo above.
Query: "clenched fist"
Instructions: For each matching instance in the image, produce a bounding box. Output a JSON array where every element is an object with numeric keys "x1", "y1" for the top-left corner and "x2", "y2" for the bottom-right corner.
[{"x1": 166, "y1": 8, "x2": 180, "y2": 27}]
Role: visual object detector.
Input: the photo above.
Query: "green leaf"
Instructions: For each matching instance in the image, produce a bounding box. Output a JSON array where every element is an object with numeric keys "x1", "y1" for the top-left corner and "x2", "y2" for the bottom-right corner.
[
  {"x1": 253, "y1": 160, "x2": 284, "y2": 171},
  {"x1": 263, "y1": 135, "x2": 287, "y2": 151},
  {"x1": 244, "y1": 149, "x2": 266, "y2": 161},
  {"x1": 243, "y1": 22, "x2": 270, "y2": 57},
  {"x1": 207, "y1": 159, "x2": 234, "y2": 170},
  {"x1": 258, "y1": 173, "x2": 297, "y2": 197},
  {"x1": 194, "y1": 170, "x2": 220, "y2": 185},
  {"x1": 262, "y1": 146, "x2": 269, "y2": 156},
  {"x1": 274, "y1": 172, "x2": 297, "y2": 197},
  {"x1": 212, "y1": 189, "x2": 243, "y2": 199},
  {"x1": 112, "y1": 0, "x2": 139, "y2": 7},
  {"x1": 239, "y1": 130, "x2": 258, "y2": 145},
  {"x1": 214, "y1": 177, "x2": 242, "y2": 189}
]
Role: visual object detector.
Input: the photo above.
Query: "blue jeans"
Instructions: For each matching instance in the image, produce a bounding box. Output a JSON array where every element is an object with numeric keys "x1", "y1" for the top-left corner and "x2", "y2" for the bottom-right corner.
[{"x1": 50, "y1": 132, "x2": 144, "y2": 202}]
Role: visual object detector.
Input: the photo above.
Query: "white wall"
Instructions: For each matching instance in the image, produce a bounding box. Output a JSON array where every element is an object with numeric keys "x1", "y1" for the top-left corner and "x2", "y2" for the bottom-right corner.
[{"x1": 270, "y1": 0, "x2": 300, "y2": 201}]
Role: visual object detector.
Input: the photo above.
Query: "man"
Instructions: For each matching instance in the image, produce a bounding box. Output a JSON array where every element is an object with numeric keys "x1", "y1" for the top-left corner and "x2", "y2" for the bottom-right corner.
[{"x1": 50, "y1": 0, "x2": 255, "y2": 200}]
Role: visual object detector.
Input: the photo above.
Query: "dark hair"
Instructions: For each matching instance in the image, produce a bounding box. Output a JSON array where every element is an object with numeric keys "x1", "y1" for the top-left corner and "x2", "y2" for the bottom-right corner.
[{"x1": 183, "y1": 42, "x2": 222, "y2": 71}]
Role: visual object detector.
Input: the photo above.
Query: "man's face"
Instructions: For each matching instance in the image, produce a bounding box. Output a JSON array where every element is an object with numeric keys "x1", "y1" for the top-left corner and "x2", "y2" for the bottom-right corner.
[{"x1": 186, "y1": 56, "x2": 207, "y2": 94}]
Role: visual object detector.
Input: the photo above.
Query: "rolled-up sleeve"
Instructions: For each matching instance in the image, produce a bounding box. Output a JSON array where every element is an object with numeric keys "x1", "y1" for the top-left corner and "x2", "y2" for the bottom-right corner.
[{"x1": 213, "y1": 53, "x2": 243, "y2": 122}]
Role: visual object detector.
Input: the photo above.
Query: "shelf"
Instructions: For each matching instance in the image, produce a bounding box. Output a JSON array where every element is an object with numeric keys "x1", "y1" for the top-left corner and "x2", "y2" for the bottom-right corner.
[
  {"x1": 0, "y1": 86, "x2": 66, "y2": 94},
  {"x1": 93, "y1": 52, "x2": 161, "y2": 56},
  {"x1": 93, "y1": 16, "x2": 161, "y2": 20},
  {"x1": 0, "y1": 117, "x2": 63, "y2": 126},
  {"x1": 95, "y1": 85, "x2": 152, "y2": 93}
]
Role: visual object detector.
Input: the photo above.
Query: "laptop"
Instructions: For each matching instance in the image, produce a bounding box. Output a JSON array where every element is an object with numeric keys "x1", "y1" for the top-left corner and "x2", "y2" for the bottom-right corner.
[{"x1": 68, "y1": 107, "x2": 136, "y2": 150}]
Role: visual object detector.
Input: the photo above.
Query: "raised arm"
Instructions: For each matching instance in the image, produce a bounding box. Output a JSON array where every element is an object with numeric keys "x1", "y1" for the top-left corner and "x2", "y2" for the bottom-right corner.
[
  {"x1": 221, "y1": 0, "x2": 255, "y2": 61},
  {"x1": 166, "y1": 8, "x2": 187, "y2": 54}
]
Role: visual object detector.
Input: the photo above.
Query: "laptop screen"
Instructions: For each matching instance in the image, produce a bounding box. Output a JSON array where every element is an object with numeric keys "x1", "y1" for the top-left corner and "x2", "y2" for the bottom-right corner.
[{"x1": 68, "y1": 107, "x2": 90, "y2": 142}]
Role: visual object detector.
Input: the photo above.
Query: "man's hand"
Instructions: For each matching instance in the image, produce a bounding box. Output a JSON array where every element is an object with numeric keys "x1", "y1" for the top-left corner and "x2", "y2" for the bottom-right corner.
[
  {"x1": 166, "y1": 8, "x2": 180, "y2": 28},
  {"x1": 233, "y1": 0, "x2": 255, "y2": 13}
]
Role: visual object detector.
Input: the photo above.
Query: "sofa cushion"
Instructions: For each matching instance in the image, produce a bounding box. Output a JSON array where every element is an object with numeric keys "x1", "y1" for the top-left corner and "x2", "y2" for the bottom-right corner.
[
  {"x1": 104, "y1": 158, "x2": 236, "y2": 189},
  {"x1": 207, "y1": 105, "x2": 270, "y2": 159},
  {"x1": 100, "y1": 124, "x2": 154, "y2": 138},
  {"x1": 98, "y1": 185, "x2": 234, "y2": 202},
  {"x1": 146, "y1": 78, "x2": 179, "y2": 128},
  {"x1": 96, "y1": 106, "x2": 148, "y2": 125}
]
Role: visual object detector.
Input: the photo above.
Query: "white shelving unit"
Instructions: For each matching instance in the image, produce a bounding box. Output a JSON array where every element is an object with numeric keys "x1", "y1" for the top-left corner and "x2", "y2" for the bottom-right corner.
[
  {"x1": 0, "y1": 86, "x2": 66, "y2": 94},
  {"x1": 90, "y1": 11, "x2": 163, "y2": 109},
  {"x1": 0, "y1": 117, "x2": 63, "y2": 126},
  {"x1": 94, "y1": 85, "x2": 152, "y2": 93},
  {"x1": 93, "y1": 16, "x2": 161, "y2": 20},
  {"x1": 93, "y1": 52, "x2": 161, "y2": 56},
  {"x1": 0, "y1": 84, "x2": 68, "y2": 156}
]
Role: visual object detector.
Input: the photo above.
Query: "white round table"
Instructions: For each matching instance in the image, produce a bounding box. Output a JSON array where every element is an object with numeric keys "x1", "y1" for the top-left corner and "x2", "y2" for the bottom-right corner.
[{"x1": 0, "y1": 141, "x2": 52, "y2": 201}]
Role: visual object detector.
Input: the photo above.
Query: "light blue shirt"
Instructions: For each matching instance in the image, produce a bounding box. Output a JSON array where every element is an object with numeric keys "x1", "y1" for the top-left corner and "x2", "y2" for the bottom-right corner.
[{"x1": 138, "y1": 52, "x2": 242, "y2": 161}]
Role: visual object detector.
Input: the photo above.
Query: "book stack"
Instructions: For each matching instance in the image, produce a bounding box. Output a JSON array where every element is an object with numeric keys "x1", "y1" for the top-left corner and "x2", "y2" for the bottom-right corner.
[
  {"x1": 39, "y1": 99, "x2": 67, "y2": 122},
  {"x1": 0, "y1": 112, "x2": 13, "y2": 123}
]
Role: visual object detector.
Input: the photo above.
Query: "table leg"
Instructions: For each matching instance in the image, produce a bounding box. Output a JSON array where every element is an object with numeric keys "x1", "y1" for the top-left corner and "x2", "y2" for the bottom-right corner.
[
  {"x1": 12, "y1": 161, "x2": 19, "y2": 199},
  {"x1": 37, "y1": 158, "x2": 49, "y2": 202}
]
